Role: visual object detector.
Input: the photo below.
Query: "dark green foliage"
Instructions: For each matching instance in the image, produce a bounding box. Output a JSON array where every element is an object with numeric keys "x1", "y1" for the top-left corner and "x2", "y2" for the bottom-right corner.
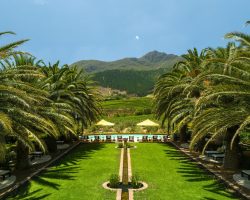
[
  {"x1": 134, "y1": 108, "x2": 152, "y2": 115},
  {"x1": 93, "y1": 69, "x2": 167, "y2": 96}
]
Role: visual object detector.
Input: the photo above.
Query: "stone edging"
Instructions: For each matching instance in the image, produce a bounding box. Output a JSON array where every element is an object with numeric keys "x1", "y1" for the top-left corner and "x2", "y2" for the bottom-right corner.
[
  {"x1": 119, "y1": 148, "x2": 124, "y2": 182},
  {"x1": 118, "y1": 148, "x2": 123, "y2": 200},
  {"x1": 130, "y1": 181, "x2": 148, "y2": 191},
  {"x1": 170, "y1": 141, "x2": 250, "y2": 200},
  {"x1": 0, "y1": 141, "x2": 81, "y2": 199},
  {"x1": 102, "y1": 181, "x2": 120, "y2": 191},
  {"x1": 127, "y1": 148, "x2": 132, "y2": 182},
  {"x1": 127, "y1": 148, "x2": 133, "y2": 200},
  {"x1": 103, "y1": 147, "x2": 148, "y2": 200},
  {"x1": 115, "y1": 146, "x2": 137, "y2": 149}
]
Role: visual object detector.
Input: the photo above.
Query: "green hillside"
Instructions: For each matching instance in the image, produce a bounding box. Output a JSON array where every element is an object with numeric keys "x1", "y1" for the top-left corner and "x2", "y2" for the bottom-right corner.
[
  {"x1": 101, "y1": 97, "x2": 152, "y2": 111},
  {"x1": 93, "y1": 68, "x2": 167, "y2": 96},
  {"x1": 72, "y1": 51, "x2": 181, "y2": 95},
  {"x1": 72, "y1": 51, "x2": 180, "y2": 73}
]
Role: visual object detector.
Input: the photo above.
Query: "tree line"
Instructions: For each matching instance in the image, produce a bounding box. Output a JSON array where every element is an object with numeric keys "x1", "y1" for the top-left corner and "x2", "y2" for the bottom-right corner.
[
  {"x1": 0, "y1": 32, "x2": 100, "y2": 169},
  {"x1": 154, "y1": 21, "x2": 250, "y2": 170},
  {"x1": 93, "y1": 68, "x2": 167, "y2": 96}
]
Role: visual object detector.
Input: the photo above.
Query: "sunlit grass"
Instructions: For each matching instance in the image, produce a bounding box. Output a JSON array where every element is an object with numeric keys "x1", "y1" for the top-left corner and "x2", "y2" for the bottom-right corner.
[
  {"x1": 8, "y1": 143, "x2": 120, "y2": 200},
  {"x1": 131, "y1": 143, "x2": 239, "y2": 200}
]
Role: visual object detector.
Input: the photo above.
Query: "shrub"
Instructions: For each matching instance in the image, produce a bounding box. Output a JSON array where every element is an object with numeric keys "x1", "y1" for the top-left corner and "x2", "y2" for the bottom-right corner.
[
  {"x1": 131, "y1": 173, "x2": 141, "y2": 188},
  {"x1": 118, "y1": 143, "x2": 123, "y2": 148},
  {"x1": 125, "y1": 142, "x2": 132, "y2": 148},
  {"x1": 109, "y1": 174, "x2": 120, "y2": 188}
]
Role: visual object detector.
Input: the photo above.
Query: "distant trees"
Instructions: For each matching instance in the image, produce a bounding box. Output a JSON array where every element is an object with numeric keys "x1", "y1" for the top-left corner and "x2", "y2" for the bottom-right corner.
[
  {"x1": 93, "y1": 69, "x2": 167, "y2": 96},
  {"x1": 154, "y1": 23, "x2": 250, "y2": 169},
  {"x1": 0, "y1": 32, "x2": 100, "y2": 169}
]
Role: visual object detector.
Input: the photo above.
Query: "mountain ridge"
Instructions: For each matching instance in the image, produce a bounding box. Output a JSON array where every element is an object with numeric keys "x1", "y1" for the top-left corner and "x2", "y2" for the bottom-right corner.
[
  {"x1": 71, "y1": 50, "x2": 181, "y2": 73},
  {"x1": 71, "y1": 51, "x2": 181, "y2": 96}
]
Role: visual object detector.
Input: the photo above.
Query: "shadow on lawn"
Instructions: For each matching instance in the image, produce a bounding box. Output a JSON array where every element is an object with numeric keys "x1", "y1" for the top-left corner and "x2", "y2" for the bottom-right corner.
[
  {"x1": 5, "y1": 143, "x2": 106, "y2": 200},
  {"x1": 161, "y1": 143, "x2": 242, "y2": 200}
]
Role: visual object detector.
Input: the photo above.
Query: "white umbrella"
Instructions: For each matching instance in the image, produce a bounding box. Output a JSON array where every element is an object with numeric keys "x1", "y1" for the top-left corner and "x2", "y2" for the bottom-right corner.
[
  {"x1": 136, "y1": 119, "x2": 159, "y2": 127},
  {"x1": 96, "y1": 119, "x2": 115, "y2": 126}
]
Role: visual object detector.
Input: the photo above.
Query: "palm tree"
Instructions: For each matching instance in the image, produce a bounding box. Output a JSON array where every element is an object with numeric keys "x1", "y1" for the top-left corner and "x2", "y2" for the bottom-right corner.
[
  {"x1": 190, "y1": 37, "x2": 250, "y2": 169},
  {"x1": 190, "y1": 69, "x2": 250, "y2": 169},
  {"x1": 204, "y1": 42, "x2": 249, "y2": 76},
  {"x1": 0, "y1": 55, "x2": 60, "y2": 169},
  {"x1": 154, "y1": 49, "x2": 205, "y2": 142},
  {"x1": 40, "y1": 63, "x2": 100, "y2": 141},
  {"x1": 154, "y1": 70, "x2": 192, "y2": 141},
  {"x1": 174, "y1": 48, "x2": 206, "y2": 78},
  {"x1": 0, "y1": 31, "x2": 28, "y2": 59},
  {"x1": 0, "y1": 31, "x2": 100, "y2": 169}
]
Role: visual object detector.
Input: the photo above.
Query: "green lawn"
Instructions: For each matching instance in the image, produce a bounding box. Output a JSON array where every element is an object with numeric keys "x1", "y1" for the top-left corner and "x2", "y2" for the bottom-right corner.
[
  {"x1": 131, "y1": 143, "x2": 240, "y2": 200},
  {"x1": 8, "y1": 143, "x2": 120, "y2": 200}
]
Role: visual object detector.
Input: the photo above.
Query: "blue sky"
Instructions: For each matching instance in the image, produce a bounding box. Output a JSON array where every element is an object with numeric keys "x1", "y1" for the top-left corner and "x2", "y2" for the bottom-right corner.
[{"x1": 1, "y1": 0, "x2": 250, "y2": 64}]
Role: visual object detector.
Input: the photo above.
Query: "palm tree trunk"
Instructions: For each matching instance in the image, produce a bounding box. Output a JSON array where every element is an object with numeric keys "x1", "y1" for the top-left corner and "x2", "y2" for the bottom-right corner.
[
  {"x1": 44, "y1": 136, "x2": 57, "y2": 153},
  {"x1": 179, "y1": 124, "x2": 188, "y2": 143},
  {"x1": 223, "y1": 126, "x2": 240, "y2": 170},
  {"x1": 16, "y1": 142, "x2": 30, "y2": 170}
]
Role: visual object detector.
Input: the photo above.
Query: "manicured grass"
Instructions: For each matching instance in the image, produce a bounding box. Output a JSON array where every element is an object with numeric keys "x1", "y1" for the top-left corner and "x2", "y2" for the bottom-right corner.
[
  {"x1": 131, "y1": 143, "x2": 240, "y2": 200},
  {"x1": 8, "y1": 143, "x2": 120, "y2": 200}
]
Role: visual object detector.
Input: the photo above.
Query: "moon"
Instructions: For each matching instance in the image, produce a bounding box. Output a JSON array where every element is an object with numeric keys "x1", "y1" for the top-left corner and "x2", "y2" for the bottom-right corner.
[{"x1": 135, "y1": 35, "x2": 140, "y2": 40}]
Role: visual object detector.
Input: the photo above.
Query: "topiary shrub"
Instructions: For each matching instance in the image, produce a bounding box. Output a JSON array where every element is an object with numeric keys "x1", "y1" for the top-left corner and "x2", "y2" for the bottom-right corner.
[
  {"x1": 118, "y1": 143, "x2": 123, "y2": 148},
  {"x1": 109, "y1": 174, "x2": 120, "y2": 188},
  {"x1": 131, "y1": 173, "x2": 141, "y2": 189},
  {"x1": 125, "y1": 142, "x2": 132, "y2": 148}
]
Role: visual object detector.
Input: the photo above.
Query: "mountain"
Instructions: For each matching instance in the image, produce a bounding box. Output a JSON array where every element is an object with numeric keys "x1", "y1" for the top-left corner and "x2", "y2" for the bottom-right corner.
[
  {"x1": 139, "y1": 50, "x2": 178, "y2": 63},
  {"x1": 71, "y1": 51, "x2": 181, "y2": 73},
  {"x1": 71, "y1": 51, "x2": 181, "y2": 96}
]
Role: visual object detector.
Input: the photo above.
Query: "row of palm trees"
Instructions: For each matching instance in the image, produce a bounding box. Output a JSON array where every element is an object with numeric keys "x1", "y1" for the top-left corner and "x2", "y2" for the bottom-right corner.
[
  {"x1": 154, "y1": 22, "x2": 250, "y2": 170},
  {"x1": 0, "y1": 32, "x2": 100, "y2": 169}
]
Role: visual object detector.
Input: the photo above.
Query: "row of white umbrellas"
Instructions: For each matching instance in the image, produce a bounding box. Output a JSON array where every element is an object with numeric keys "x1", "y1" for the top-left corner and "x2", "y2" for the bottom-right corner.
[{"x1": 96, "y1": 119, "x2": 159, "y2": 127}]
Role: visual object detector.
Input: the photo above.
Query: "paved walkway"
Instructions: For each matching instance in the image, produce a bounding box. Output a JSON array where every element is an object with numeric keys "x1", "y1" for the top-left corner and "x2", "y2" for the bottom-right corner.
[
  {"x1": 128, "y1": 148, "x2": 133, "y2": 200},
  {"x1": 117, "y1": 148, "x2": 133, "y2": 200},
  {"x1": 116, "y1": 148, "x2": 123, "y2": 200}
]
